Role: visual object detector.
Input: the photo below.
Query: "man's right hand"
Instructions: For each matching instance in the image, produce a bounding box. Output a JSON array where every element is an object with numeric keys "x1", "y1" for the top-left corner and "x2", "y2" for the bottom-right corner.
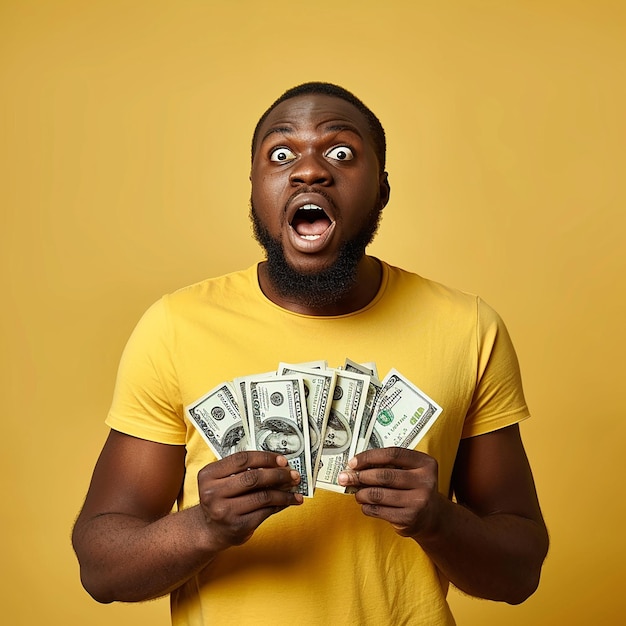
[
  {"x1": 198, "y1": 450, "x2": 303, "y2": 550},
  {"x1": 72, "y1": 432, "x2": 302, "y2": 603}
]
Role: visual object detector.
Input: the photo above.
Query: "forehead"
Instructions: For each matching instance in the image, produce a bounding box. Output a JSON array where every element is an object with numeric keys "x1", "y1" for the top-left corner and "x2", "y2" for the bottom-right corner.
[{"x1": 256, "y1": 94, "x2": 374, "y2": 146}]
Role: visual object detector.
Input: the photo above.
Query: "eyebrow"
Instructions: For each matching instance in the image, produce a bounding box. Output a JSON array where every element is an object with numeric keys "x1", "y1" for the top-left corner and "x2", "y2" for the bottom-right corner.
[
  {"x1": 260, "y1": 123, "x2": 363, "y2": 145},
  {"x1": 260, "y1": 126, "x2": 293, "y2": 143},
  {"x1": 325, "y1": 123, "x2": 363, "y2": 137}
]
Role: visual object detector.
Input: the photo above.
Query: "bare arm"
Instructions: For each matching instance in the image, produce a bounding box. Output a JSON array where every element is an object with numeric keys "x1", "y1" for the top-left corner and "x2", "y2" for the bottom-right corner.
[
  {"x1": 338, "y1": 424, "x2": 549, "y2": 604},
  {"x1": 72, "y1": 430, "x2": 302, "y2": 603}
]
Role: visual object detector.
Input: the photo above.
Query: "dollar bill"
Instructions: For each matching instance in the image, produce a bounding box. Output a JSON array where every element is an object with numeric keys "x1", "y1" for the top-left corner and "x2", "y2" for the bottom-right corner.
[
  {"x1": 364, "y1": 363, "x2": 379, "y2": 379},
  {"x1": 185, "y1": 382, "x2": 248, "y2": 459},
  {"x1": 369, "y1": 368, "x2": 443, "y2": 450},
  {"x1": 315, "y1": 369, "x2": 369, "y2": 493},
  {"x1": 343, "y1": 358, "x2": 382, "y2": 454},
  {"x1": 278, "y1": 363, "x2": 337, "y2": 485},
  {"x1": 350, "y1": 359, "x2": 379, "y2": 380},
  {"x1": 343, "y1": 358, "x2": 375, "y2": 377},
  {"x1": 246, "y1": 376, "x2": 314, "y2": 497},
  {"x1": 232, "y1": 371, "x2": 275, "y2": 443}
]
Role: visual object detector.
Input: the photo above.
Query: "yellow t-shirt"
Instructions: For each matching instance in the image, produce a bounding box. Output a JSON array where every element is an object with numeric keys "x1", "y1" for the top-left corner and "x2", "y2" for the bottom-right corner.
[{"x1": 106, "y1": 261, "x2": 529, "y2": 626}]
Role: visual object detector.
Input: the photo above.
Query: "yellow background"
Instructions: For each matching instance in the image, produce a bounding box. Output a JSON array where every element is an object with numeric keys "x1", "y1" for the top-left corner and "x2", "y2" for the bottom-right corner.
[{"x1": 2, "y1": 1, "x2": 624, "y2": 624}]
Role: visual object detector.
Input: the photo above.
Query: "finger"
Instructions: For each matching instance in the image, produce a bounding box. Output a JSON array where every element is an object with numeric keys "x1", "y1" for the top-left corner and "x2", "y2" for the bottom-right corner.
[
  {"x1": 209, "y1": 492, "x2": 303, "y2": 548},
  {"x1": 208, "y1": 487, "x2": 303, "y2": 524},
  {"x1": 337, "y1": 469, "x2": 361, "y2": 489},
  {"x1": 234, "y1": 465, "x2": 301, "y2": 494},
  {"x1": 341, "y1": 466, "x2": 422, "y2": 491},
  {"x1": 236, "y1": 485, "x2": 304, "y2": 516},
  {"x1": 357, "y1": 501, "x2": 418, "y2": 536},
  {"x1": 350, "y1": 447, "x2": 435, "y2": 472},
  {"x1": 201, "y1": 465, "x2": 301, "y2": 501},
  {"x1": 201, "y1": 450, "x2": 288, "y2": 481},
  {"x1": 355, "y1": 484, "x2": 430, "y2": 508},
  {"x1": 202, "y1": 477, "x2": 303, "y2": 521}
]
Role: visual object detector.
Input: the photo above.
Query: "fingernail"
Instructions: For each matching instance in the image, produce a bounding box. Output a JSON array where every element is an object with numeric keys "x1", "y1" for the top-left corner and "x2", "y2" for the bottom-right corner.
[
  {"x1": 290, "y1": 470, "x2": 300, "y2": 482},
  {"x1": 347, "y1": 457, "x2": 357, "y2": 469},
  {"x1": 338, "y1": 471, "x2": 348, "y2": 485}
]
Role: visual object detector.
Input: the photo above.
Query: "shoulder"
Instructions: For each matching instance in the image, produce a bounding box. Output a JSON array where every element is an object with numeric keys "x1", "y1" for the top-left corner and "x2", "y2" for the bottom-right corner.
[
  {"x1": 121, "y1": 265, "x2": 259, "y2": 354},
  {"x1": 378, "y1": 262, "x2": 516, "y2": 355},
  {"x1": 140, "y1": 264, "x2": 262, "y2": 329},
  {"x1": 380, "y1": 260, "x2": 484, "y2": 319},
  {"x1": 164, "y1": 265, "x2": 259, "y2": 309}
]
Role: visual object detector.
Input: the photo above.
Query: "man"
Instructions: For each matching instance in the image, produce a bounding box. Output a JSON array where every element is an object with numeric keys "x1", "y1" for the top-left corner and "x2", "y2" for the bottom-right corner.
[{"x1": 72, "y1": 82, "x2": 549, "y2": 625}]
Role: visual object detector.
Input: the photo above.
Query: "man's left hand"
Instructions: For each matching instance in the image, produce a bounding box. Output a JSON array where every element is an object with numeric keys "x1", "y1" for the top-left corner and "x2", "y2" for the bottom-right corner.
[{"x1": 338, "y1": 447, "x2": 442, "y2": 539}]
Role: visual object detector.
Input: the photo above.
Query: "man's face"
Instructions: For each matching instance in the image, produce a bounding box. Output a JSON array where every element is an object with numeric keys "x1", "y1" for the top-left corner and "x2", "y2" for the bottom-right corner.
[{"x1": 250, "y1": 94, "x2": 389, "y2": 305}]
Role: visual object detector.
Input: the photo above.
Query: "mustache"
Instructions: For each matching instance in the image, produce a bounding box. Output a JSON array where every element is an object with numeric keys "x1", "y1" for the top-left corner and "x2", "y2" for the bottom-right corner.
[{"x1": 283, "y1": 187, "x2": 336, "y2": 215}]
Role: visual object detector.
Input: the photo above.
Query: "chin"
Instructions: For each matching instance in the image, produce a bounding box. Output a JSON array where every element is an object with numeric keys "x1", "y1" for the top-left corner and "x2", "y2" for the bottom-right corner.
[
  {"x1": 285, "y1": 254, "x2": 339, "y2": 276},
  {"x1": 250, "y1": 202, "x2": 382, "y2": 306}
]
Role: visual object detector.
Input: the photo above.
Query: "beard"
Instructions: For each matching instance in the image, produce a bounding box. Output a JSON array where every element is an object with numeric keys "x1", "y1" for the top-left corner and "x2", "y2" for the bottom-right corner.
[{"x1": 250, "y1": 201, "x2": 383, "y2": 308}]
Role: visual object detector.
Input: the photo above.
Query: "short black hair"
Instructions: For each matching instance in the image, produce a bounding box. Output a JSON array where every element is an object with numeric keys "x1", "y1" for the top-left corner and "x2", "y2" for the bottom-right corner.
[{"x1": 251, "y1": 82, "x2": 386, "y2": 173}]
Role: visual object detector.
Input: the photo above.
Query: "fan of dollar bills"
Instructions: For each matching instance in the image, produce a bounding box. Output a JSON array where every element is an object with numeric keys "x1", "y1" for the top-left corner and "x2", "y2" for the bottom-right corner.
[{"x1": 185, "y1": 359, "x2": 442, "y2": 498}]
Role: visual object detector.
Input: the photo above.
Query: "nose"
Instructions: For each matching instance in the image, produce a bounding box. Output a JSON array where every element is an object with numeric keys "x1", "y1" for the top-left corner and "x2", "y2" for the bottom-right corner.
[{"x1": 289, "y1": 152, "x2": 332, "y2": 187}]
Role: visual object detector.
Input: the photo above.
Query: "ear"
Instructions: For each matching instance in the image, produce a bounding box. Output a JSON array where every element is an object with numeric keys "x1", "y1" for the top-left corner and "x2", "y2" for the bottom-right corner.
[{"x1": 379, "y1": 172, "x2": 390, "y2": 209}]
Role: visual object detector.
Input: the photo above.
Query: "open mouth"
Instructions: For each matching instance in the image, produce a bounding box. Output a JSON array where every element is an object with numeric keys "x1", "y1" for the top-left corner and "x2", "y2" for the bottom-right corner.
[{"x1": 290, "y1": 204, "x2": 333, "y2": 240}]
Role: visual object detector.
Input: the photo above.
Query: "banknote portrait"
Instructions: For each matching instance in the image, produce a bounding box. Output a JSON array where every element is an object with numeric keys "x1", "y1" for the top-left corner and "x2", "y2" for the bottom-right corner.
[
  {"x1": 322, "y1": 409, "x2": 352, "y2": 454},
  {"x1": 220, "y1": 424, "x2": 247, "y2": 456},
  {"x1": 255, "y1": 418, "x2": 305, "y2": 459}
]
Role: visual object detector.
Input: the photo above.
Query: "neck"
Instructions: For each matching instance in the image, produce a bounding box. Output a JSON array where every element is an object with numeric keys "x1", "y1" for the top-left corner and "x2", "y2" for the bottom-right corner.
[{"x1": 258, "y1": 255, "x2": 382, "y2": 316}]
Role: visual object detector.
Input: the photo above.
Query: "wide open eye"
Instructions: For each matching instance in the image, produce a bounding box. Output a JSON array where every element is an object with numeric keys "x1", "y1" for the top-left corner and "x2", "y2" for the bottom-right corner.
[
  {"x1": 325, "y1": 146, "x2": 354, "y2": 161},
  {"x1": 270, "y1": 147, "x2": 296, "y2": 162}
]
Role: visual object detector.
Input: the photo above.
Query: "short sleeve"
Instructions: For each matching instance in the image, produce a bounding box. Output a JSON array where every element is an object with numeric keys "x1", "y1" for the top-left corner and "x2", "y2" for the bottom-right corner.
[
  {"x1": 461, "y1": 299, "x2": 530, "y2": 438},
  {"x1": 105, "y1": 297, "x2": 186, "y2": 445}
]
